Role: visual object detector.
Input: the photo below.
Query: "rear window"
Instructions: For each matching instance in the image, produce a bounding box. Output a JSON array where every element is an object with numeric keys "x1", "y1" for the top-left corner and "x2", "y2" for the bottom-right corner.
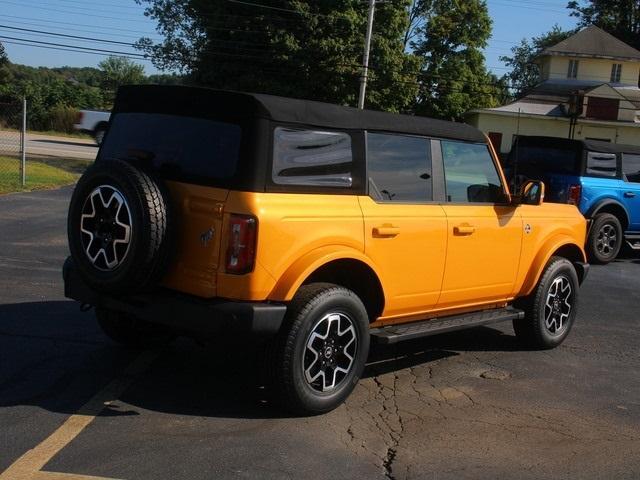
[
  {"x1": 586, "y1": 151, "x2": 618, "y2": 177},
  {"x1": 512, "y1": 145, "x2": 581, "y2": 176},
  {"x1": 100, "y1": 113, "x2": 242, "y2": 181},
  {"x1": 272, "y1": 127, "x2": 353, "y2": 187}
]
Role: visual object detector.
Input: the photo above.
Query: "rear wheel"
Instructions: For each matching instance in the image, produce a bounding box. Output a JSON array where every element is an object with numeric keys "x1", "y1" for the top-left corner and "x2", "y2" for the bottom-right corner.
[
  {"x1": 586, "y1": 213, "x2": 622, "y2": 264},
  {"x1": 96, "y1": 308, "x2": 174, "y2": 348},
  {"x1": 269, "y1": 283, "x2": 370, "y2": 415},
  {"x1": 513, "y1": 256, "x2": 579, "y2": 349}
]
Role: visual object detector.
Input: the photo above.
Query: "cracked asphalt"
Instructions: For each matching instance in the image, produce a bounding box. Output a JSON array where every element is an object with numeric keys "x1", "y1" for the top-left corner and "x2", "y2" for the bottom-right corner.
[{"x1": 1, "y1": 187, "x2": 639, "y2": 479}]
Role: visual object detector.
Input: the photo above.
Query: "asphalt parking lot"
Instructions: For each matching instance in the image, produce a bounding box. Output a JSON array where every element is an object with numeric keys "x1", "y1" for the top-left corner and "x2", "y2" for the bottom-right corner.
[{"x1": 1, "y1": 187, "x2": 639, "y2": 480}]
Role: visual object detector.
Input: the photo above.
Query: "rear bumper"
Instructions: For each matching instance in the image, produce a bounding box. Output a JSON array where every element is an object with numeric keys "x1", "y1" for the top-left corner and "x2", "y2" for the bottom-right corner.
[{"x1": 63, "y1": 258, "x2": 287, "y2": 338}]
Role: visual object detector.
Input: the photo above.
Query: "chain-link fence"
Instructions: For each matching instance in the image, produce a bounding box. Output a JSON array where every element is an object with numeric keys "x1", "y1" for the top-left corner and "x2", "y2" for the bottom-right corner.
[{"x1": 0, "y1": 99, "x2": 26, "y2": 189}]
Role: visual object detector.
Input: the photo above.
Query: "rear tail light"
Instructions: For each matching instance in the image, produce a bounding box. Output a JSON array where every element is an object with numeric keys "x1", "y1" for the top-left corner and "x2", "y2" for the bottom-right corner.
[
  {"x1": 75, "y1": 111, "x2": 84, "y2": 124},
  {"x1": 225, "y1": 214, "x2": 257, "y2": 274},
  {"x1": 568, "y1": 184, "x2": 582, "y2": 206}
]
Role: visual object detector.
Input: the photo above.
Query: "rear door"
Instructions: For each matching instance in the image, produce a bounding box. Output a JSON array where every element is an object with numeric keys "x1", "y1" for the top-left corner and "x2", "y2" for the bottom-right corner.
[
  {"x1": 360, "y1": 133, "x2": 447, "y2": 320},
  {"x1": 99, "y1": 112, "x2": 245, "y2": 297},
  {"x1": 437, "y1": 140, "x2": 522, "y2": 309}
]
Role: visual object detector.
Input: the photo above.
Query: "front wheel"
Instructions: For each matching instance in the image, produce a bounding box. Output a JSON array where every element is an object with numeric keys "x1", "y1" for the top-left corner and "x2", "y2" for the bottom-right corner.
[
  {"x1": 586, "y1": 213, "x2": 622, "y2": 264},
  {"x1": 513, "y1": 256, "x2": 579, "y2": 349},
  {"x1": 269, "y1": 283, "x2": 370, "y2": 415}
]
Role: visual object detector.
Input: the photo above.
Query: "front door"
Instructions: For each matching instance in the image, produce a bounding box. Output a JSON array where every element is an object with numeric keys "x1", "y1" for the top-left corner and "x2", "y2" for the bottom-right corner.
[{"x1": 437, "y1": 140, "x2": 523, "y2": 309}]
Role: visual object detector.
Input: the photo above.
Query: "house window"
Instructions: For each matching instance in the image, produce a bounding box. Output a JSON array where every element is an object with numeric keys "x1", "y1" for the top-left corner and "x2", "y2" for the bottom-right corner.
[
  {"x1": 611, "y1": 63, "x2": 622, "y2": 83},
  {"x1": 567, "y1": 59, "x2": 579, "y2": 79},
  {"x1": 585, "y1": 97, "x2": 619, "y2": 121}
]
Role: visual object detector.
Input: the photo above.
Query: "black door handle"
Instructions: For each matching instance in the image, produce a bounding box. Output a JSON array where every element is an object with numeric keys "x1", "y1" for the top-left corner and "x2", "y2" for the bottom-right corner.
[{"x1": 624, "y1": 191, "x2": 636, "y2": 198}]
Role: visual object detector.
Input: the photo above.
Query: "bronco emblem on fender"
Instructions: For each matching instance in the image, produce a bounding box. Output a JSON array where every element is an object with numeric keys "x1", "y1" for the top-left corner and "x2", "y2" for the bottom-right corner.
[{"x1": 200, "y1": 227, "x2": 215, "y2": 246}]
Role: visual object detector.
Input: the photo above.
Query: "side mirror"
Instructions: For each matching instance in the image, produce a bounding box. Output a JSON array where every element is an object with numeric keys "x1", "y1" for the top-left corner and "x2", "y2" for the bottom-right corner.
[{"x1": 515, "y1": 180, "x2": 545, "y2": 206}]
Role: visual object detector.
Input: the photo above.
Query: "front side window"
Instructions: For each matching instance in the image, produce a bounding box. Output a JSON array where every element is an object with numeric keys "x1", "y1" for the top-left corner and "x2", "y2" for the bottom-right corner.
[
  {"x1": 586, "y1": 151, "x2": 617, "y2": 177},
  {"x1": 622, "y1": 153, "x2": 640, "y2": 182},
  {"x1": 568, "y1": 59, "x2": 579, "y2": 79},
  {"x1": 272, "y1": 127, "x2": 352, "y2": 187},
  {"x1": 442, "y1": 141, "x2": 504, "y2": 203},
  {"x1": 367, "y1": 133, "x2": 432, "y2": 203}
]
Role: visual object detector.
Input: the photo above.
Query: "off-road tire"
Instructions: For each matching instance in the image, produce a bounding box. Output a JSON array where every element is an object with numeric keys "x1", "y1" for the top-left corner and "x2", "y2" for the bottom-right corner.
[
  {"x1": 513, "y1": 256, "x2": 579, "y2": 349},
  {"x1": 96, "y1": 308, "x2": 174, "y2": 348},
  {"x1": 268, "y1": 283, "x2": 370, "y2": 415},
  {"x1": 586, "y1": 213, "x2": 622, "y2": 264},
  {"x1": 67, "y1": 159, "x2": 173, "y2": 293}
]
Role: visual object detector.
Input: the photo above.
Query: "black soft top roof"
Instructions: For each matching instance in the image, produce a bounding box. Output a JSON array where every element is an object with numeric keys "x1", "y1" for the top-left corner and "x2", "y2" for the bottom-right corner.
[
  {"x1": 114, "y1": 85, "x2": 486, "y2": 143},
  {"x1": 516, "y1": 135, "x2": 640, "y2": 155}
]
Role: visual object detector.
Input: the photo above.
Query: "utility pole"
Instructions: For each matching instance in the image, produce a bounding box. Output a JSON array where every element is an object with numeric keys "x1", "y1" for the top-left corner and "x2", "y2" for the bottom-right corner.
[
  {"x1": 20, "y1": 97, "x2": 26, "y2": 187},
  {"x1": 357, "y1": 0, "x2": 376, "y2": 109}
]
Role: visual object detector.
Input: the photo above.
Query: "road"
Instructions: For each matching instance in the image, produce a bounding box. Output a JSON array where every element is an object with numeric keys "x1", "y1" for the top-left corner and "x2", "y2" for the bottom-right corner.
[
  {"x1": 1, "y1": 187, "x2": 639, "y2": 479},
  {"x1": 0, "y1": 130, "x2": 97, "y2": 160}
]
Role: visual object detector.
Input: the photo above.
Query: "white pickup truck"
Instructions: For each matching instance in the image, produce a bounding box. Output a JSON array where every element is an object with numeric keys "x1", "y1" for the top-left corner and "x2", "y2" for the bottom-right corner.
[{"x1": 74, "y1": 110, "x2": 111, "y2": 146}]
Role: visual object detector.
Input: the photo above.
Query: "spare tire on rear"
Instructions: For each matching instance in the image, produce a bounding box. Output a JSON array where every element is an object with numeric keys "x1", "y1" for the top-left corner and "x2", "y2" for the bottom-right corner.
[{"x1": 67, "y1": 159, "x2": 174, "y2": 293}]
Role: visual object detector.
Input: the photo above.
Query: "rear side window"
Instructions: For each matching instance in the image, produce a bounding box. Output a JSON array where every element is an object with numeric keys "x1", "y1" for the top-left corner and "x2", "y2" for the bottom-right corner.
[
  {"x1": 367, "y1": 133, "x2": 432, "y2": 203},
  {"x1": 100, "y1": 113, "x2": 242, "y2": 181},
  {"x1": 623, "y1": 153, "x2": 640, "y2": 183},
  {"x1": 442, "y1": 141, "x2": 504, "y2": 203},
  {"x1": 586, "y1": 151, "x2": 617, "y2": 177},
  {"x1": 272, "y1": 127, "x2": 353, "y2": 187}
]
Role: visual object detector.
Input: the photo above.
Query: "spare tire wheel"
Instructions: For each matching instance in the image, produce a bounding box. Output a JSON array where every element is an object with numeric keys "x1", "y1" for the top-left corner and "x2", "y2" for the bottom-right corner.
[{"x1": 67, "y1": 159, "x2": 173, "y2": 293}]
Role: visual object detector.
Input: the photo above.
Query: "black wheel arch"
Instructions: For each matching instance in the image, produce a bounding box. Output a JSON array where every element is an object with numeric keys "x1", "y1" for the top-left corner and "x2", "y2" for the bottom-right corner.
[
  {"x1": 302, "y1": 259, "x2": 385, "y2": 322},
  {"x1": 585, "y1": 199, "x2": 629, "y2": 232}
]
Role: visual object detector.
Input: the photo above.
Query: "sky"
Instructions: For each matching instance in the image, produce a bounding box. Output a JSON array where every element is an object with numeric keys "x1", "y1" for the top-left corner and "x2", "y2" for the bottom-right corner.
[{"x1": 0, "y1": 0, "x2": 579, "y2": 77}]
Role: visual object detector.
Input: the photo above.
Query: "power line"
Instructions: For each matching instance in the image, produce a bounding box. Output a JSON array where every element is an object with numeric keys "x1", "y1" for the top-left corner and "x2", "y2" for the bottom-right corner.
[
  {"x1": 0, "y1": 24, "x2": 133, "y2": 46},
  {"x1": 0, "y1": 35, "x2": 148, "y2": 58},
  {"x1": 0, "y1": 39, "x2": 153, "y2": 62}
]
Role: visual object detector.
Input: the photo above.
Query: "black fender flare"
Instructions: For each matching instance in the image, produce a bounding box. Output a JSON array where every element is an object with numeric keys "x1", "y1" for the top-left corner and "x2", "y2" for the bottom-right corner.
[{"x1": 584, "y1": 198, "x2": 629, "y2": 230}]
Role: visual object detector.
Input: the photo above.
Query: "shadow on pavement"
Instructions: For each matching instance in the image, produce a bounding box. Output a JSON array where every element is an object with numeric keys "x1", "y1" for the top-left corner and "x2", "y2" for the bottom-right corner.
[{"x1": 0, "y1": 300, "x2": 521, "y2": 420}]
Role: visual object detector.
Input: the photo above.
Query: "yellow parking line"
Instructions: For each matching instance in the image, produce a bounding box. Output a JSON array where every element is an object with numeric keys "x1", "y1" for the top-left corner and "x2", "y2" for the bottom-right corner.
[
  {"x1": 0, "y1": 351, "x2": 158, "y2": 480},
  {"x1": 33, "y1": 471, "x2": 122, "y2": 480}
]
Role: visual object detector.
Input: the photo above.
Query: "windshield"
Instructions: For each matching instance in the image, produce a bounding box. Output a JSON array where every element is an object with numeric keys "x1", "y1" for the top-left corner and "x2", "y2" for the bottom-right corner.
[{"x1": 99, "y1": 112, "x2": 242, "y2": 184}]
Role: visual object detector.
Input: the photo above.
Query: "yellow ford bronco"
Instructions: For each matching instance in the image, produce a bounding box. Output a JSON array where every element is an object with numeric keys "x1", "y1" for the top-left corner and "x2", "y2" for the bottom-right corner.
[{"x1": 64, "y1": 86, "x2": 589, "y2": 414}]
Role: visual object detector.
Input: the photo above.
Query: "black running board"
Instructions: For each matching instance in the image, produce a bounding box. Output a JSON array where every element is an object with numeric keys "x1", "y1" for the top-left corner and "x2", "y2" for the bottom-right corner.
[
  {"x1": 370, "y1": 307, "x2": 525, "y2": 344},
  {"x1": 625, "y1": 232, "x2": 640, "y2": 250}
]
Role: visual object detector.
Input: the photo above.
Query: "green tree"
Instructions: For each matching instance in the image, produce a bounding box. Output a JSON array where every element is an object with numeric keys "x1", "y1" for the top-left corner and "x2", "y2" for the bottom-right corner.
[
  {"x1": 499, "y1": 25, "x2": 575, "y2": 97},
  {"x1": 98, "y1": 56, "x2": 145, "y2": 104},
  {"x1": 568, "y1": 0, "x2": 640, "y2": 50},
  {"x1": 0, "y1": 41, "x2": 10, "y2": 84},
  {"x1": 135, "y1": 0, "x2": 419, "y2": 112},
  {"x1": 409, "y1": 0, "x2": 503, "y2": 120}
]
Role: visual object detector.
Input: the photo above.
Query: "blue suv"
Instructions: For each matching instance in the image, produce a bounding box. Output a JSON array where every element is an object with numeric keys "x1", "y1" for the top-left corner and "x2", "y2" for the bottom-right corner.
[{"x1": 507, "y1": 136, "x2": 640, "y2": 264}]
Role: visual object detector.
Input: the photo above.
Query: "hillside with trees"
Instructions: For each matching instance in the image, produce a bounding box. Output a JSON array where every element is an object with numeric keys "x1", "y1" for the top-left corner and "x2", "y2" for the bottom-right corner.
[{"x1": 0, "y1": 46, "x2": 183, "y2": 132}]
